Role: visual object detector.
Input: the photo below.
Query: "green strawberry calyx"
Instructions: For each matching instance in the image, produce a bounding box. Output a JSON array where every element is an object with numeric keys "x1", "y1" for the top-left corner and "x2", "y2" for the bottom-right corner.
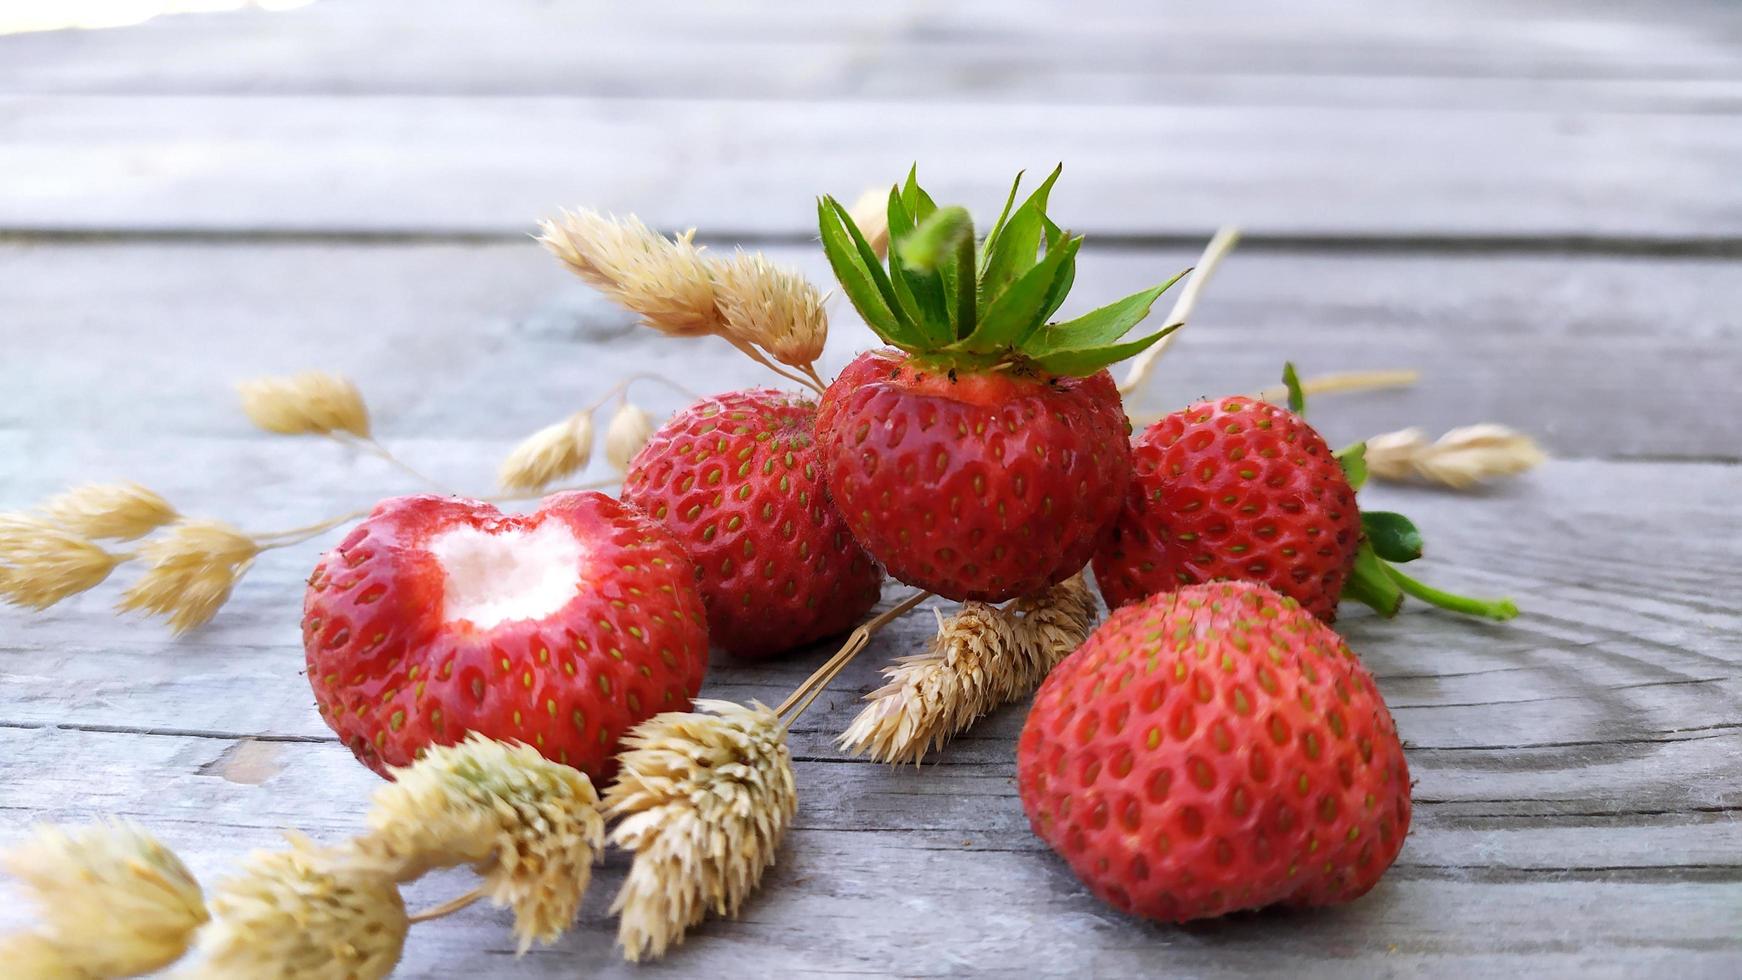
[{"x1": 817, "y1": 165, "x2": 1189, "y2": 377}]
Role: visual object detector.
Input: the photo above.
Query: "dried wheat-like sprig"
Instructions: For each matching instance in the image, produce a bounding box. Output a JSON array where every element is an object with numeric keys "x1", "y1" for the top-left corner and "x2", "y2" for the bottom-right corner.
[
  {"x1": 712, "y1": 250, "x2": 829, "y2": 375},
  {"x1": 606, "y1": 700, "x2": 797, "y2": 962},
  {"x1": 38, "y1": 482, "x2": 179, "y2": 541},
  {"x1": 603, "y1": 402, "x2": 655, "y2": 474},
  {"x1": 0, "y1": 516, "x2": 123, "y2": 610},
  {"x1": 181, "y1": 837, "x2": 405, "y2": 980},
  {"x1": 237, "y1": 372, "x2": 371, "y2": 439},
  {"x1": 1, "y1": 820, "x2": 208, "y2": 977},
  {"x1": 118, "y1": 519, "x2": 260, "y2": 633},
  {"x1": 538, "y1": 209, "x2": 721, "y2": 337},
  {"x1": 498, "y1": 411, "x2": 595, "y2": 492},
  {"x1": 840, "y1": 574, "x2": 1098, "y2": 765},
  {"x1": 358, "y1": 734, "x2": 604, "y2": 953},
  {"x1": 1366, "y1": 424, "x2": 1547, "y2": 488},
  {"x1": 847, "y1": 186, "x2": 891, "y2": 259},
  {"x1": 1118, "y1": 226, "x2": 1241, "y2": 396}
]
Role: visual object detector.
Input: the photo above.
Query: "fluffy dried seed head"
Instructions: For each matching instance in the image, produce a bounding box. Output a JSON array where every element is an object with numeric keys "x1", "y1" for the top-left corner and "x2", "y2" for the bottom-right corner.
[
  {"x1": 1365, "y1": 424, "x2": 1547, "y2": 489},
  {"x1": 38, "y1": 482, "x2": 179, "y2": 541},
  {"x1": 498, "y1": 411, "x2": 595, "y2": 492},
  {"x1": 711, "y1": 250, "x2": 829, "y2": 371},
  {"x1": 603, "y1": 403, "x2": 655, "y2": 474},
  {"x1": 117, "y1": 520, "x2": 260, "y2": 633},
  {"x1": 847, "y1": 185, "x2": 891, "y2": 260},
  {"x1": 237, "y1": 372, "x2": 372, "y2": 439},
  {"x1": 539, "y1": 209, "x2": 721, "y2": 337},
  {"x1": 0, "y1": 516, "x2": 122, "y2": 611},
  {"x1": 606, "y1": 700, "x2": 796, "y2": 962},
  {"x1": 359, "y1": 734, "x2": 603, "y2": 953},
  {"x1": 1, "y1": 820, "x2": 208, "y2": 977},
  {"x1": 841, "y1": 574, "x2": 1097, "y2": 765}
]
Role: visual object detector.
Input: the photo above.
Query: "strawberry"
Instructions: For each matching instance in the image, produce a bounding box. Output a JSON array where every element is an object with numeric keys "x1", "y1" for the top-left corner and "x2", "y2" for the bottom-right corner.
[
  {"x1": 621, "y1": 388, "x2": 882, "y2": 659},
  {"x1": 1094, "y1": 367, "x2": 1520, "y2": 622},
  {"x1": 1017, "y1": 581, "x2": 1412, "y2": 922},
  {"x1": 815, "y1": 167, "x2": 1183, "y2": 602},
  {"x1": 303, "y1": 491, "x2": 709, "y2": 780}
]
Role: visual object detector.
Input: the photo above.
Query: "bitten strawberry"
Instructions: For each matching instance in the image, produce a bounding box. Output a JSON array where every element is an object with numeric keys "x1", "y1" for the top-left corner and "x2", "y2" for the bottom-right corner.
[
  {"x1": 815, "y1": 167, "x2": 1182, "y2": 602},
  {"x1": 621, "y1": 388, "x2": 882, "y2": 659},
  {"x1": 1018, "y1": 581, "x2": 1412, "y2": 922},
  {"x1": 303, "y1": 491, "x2": 708, "y2": 780}
]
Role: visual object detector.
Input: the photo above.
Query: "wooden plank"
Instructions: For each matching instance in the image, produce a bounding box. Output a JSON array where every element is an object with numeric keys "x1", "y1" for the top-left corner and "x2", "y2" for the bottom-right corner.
[
  {"x1": 3, "y1": 0, "x2": 1739, "y2": 108},
  {"x1": 1, "y1": 241, "x2": 1737, "y2": 460},
  {"x1": 3, "y1": 96, "x2": 1740, "y2": 238}
]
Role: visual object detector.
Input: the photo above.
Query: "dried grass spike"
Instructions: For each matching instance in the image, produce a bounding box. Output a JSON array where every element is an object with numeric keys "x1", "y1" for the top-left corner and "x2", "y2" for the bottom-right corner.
[
  {"x1": 499, "y1": 411, "x2": 595, "y2": 492},
  {"x1": 0, "y1": 516, "x2": 122, "y2": 610},
  {"x1": 538, "y1": 209, "x2": 721, "y2": 337},
  {"x1": 183, "y1": 838, "x2": 404, "y2": 980},
  {"x1": 847, "y1": 186, "x2": 891, "y2": 260},
  {"x1": 359, "y1": 734, "x2": 603, "y2": 953},
  {"x1": 39, "y1": 482, "x2": 178, "y2": 540},
  {"x1": 604, "y1": 403, "x2": 655, "y2": 473},
  {"x1": 1, "y1": 820, "x2": 208, "y2": 977},
  {"x1": 712, "y1": 250, "x2": 829, "y2": 372},
  {"x1": 237, "y1": 372, "x2": 371, "y2": 438},
  {"x1": 606, "y1": 700, "x2": 796, "y2": 962},
  {"x1": 840, "y1": 574, "x2": 1097, "y2": 765},
  {"x1": 1366, "y1": 424, "x2": 1546, "y2": 489},
  {"x1": 118, "y1": 519, "x2": 260, "y2": 633}
]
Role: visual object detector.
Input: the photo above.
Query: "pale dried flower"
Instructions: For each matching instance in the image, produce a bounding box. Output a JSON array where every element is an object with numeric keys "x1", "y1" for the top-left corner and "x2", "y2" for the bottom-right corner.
[
  {"x1": 237, "y1": 372, "x2": 371, "y2": 439},
  {"x1": 603, "y1": 403, "x2": 655, "y2": 474},
  {"x1": 359, "y1": 734, "x2": 604, "y2": 953},
  {"x1": 847, "y1": 186, "x2": 891, "y2": 260},
  {"x1": 118, "y1": 519, "x2": 260, "y2": 633},
  {"x1": 606, "y1": 700, "x2": 796, "y2": 962},
  {"x1": 1365, "y1": 424, "x2": 1547, "y2": 489},
  {"x1": 841, "y1": 574, "x2": 1097, "y2": 765},
  {"x1": 182, "y1": 838, "x2": 405, "y2": 980},
  {"x1": 38, "y1": 482, "x2": 179, "y2": 541},
  {"x1": 538, "y1": 209, "x2": 721, "y2": 337},
  {"x1": 0, "y1": 516, "x2": 123, "y2": 610},
  {"x1": 498, "y1": 411, "x2": 595, "y2": 492},
  {"x1": 712, "y1": 250, "x2": 829, "y2": 371},
  {"x1": 1, "y1": 821, "x2": 208, "y2": 977}
]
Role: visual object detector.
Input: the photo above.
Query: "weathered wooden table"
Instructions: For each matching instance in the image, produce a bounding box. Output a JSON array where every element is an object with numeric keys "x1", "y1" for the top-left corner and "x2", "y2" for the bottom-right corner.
[{"x1": 3, "y1": 2, "x2": 1739, "y2": 975}]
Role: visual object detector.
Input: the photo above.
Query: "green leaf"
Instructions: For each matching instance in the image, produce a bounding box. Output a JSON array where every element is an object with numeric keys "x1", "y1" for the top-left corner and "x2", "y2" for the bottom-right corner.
[
  {"x1": 900, "y1": 207, "x2": 977, "y2": 342},
  {"x1": 1281, "y1": 361, "x2": 1305, "y2": 415},
  {"x1": 1336, "y1": 441, "x2": 1369, "y2": 491},
  {"x1": 817, "y1": 196, "x2": 923, "y2": 350},
  {"x1": 1024, "y1": 268, "x2": 1187, "y2": 354},
  {"x1": 901, "y1": 165, "x2": 937, "y2": 222},
  {"x1": 978, "y1": 164, "x2": 1062, "y2": 304},
  {"x1": 1362, "y1": 511, "x2": 1423, "y2": 563},
  {"x1": 956, "y1": 235, "x2": 1081, "y2": 353},
  {"x1": 980, "y1": 170, "x2": 1026, "y2": 261},
  {"x1": 1028, "y1": 322, "x2": 1180, "y2": 377},
  {"x1": 1341, "y1": 541, "x2": 1404, "y2": 617},
  {"x1": 886, "y1": 189, "x2": 951, "y2": 344}
]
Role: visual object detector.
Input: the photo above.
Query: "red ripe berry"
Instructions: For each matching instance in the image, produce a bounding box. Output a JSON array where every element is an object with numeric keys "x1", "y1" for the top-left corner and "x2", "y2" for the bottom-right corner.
[
  {"x1": 1093, "y1": 397, "x2": 1360, "y2": 621},
  {"x1": 621, "y1": 388, "x2": 882, "y2": 659},
  {"x1": 303, "y1": 491, "x2": 709, "y2": 780},
  {"x1": 1018, "y1": 581, "x2": 1412, "y2": 922},
  {"x1": 816, "y1": 350, "x2": 1131, "y2": 603}
]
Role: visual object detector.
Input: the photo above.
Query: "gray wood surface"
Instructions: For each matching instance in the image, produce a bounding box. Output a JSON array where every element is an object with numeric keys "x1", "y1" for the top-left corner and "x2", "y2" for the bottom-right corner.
[{"x1": 1, "y1": 1, "x2": 1739, "y2": 977}]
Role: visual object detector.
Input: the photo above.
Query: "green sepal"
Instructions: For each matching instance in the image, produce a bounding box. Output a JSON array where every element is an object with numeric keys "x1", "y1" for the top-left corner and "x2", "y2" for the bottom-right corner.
[
  {"x1": 1342, "y1": 541, "x2": 1404, "y2": 617},
  {"x1": 1362, "y1": 511, "x2": 1423, "y2": 563},
  {"x1": 1282, "y1": 361, "x2": 1305, "y2": 415},
  {"x1": 817, "y1": 196, "x2": 924, "y2": 350},
  {"x1": 900, "y1": 164, "x2": 938, "y2": 222},
  {"x1": 955, "y1": 234, "x2": 1081, "y2": 354},
  {"x1": 886, "y1": 188, "x2": 952, "y2": 344},
  {"x1": 1026, "y1": 268, "x2": 1188, "y2": 354},
  {"x1": 978, "y1": 164, "x2": 1062, "y2": 305},
  {"x1": 1336, "y1": 442, "x2": 1369, "y2": 491},
  {"x1": 981, "y1": 169, "x2": 1026, "y2": 259},
  {"x1": 1028, "y1": 322, "x2": 1180, "y2": 376}
]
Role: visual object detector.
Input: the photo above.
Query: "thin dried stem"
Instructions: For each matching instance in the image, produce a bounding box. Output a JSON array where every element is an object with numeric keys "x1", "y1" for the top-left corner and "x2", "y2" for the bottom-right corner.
[
  {"x1": 407, "y1": 886, "x2": 485, "y2": 924},
  {"x1": 775, "y1": 590, "x2": 931, "y2": 724},
  {"x1": 1253, "y1": 368, "x2": 1420, "y2": 404},
  {"x1": 1118, "y1": 226, "x2": 1242, "y2": 396}
]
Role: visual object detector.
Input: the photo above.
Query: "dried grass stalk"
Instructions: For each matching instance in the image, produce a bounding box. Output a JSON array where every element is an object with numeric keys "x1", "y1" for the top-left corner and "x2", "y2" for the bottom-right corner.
[
  {"x1": 605, "y1": 700, "x2": 796, "y2": 962},
  {"x1": 1, "y1": 820, "x2": 208, "y2": 977},
  {"x1": 603, "y1": 403, "x2": 655, "y2": 474},
  {"x1": 181, "y1": 837, "x2": 405, "y2": 980},
  {"x1": 840, "y1": 574, "x2": 1097, "y2": 765},
  {"x1": 712, "y1": 250, "x2": 829, "y2": 371},
  {"x1": 538, "y1": 210, "x2": 721, "y2": 337},
  {"x1": 499, "y1": 411, "x2": 595, "y2": 492},
  {"x1": 358, "y1": 734, "x2": 604, "y2": 953},
  {"x1": 118, "y1": 519, "x2": 260, "y2": 633},
  {"x1": 0, "y1": 516, "x2": 123, "y2": 610},
  {"x1": 39, "y1": 482, "x2": 179, "y2": 541},
  {"x1": 237, "y1": 372, "x2": 371, "y2": 439},
  {"x1": 1366, "y1": 424, "x2": 1547, "y2": 488}
]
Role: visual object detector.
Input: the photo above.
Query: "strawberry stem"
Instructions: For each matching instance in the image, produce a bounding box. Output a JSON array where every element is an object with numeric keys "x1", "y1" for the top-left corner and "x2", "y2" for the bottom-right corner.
[
  {"x1": 1341, "y1": 542, "x2": 1404, "y2": 617},
  {"x1": 1381, "y1": 563, "x2": 1519, "y2": 621}
]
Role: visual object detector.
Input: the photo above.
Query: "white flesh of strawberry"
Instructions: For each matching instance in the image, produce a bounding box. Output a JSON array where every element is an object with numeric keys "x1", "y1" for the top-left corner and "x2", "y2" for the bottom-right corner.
[{"x1": 428, "y1": 521, "x2": 588, "y2": 629}]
